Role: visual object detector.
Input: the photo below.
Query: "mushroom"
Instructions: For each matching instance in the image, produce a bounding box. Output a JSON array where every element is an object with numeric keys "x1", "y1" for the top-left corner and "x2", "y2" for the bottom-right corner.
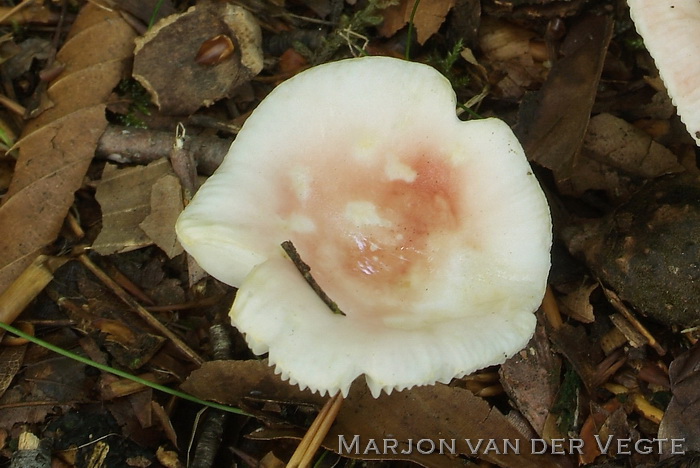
[
  {"x1": 627, "y1": 0, "x2": 700, "y2": 145},
  {"x1": 176, "y1": 56, "x2": 552, "y2": 398}
]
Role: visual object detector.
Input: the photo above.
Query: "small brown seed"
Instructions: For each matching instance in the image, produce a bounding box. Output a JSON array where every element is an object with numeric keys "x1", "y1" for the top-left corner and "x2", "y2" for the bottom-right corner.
[{"x1": 195, "y1": 34, "x2": 235, "y2": 66}]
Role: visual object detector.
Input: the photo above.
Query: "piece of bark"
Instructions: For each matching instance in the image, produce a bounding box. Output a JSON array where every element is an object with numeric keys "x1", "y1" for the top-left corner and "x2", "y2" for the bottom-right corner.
[
  {"x1": 133, "y1": 3, "x2": 263, "y2": 115},
  {"x1": 565, "y1": 174, "x2": 700, "y2": 328}
]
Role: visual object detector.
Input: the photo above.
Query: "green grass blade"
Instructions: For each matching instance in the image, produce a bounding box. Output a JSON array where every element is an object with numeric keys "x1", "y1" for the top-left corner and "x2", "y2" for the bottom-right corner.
[
  {"x1": 404, "y1": 0, "x2": 422, "y2": 60},
  {"x1": 0, "y1": 321, "x2": 250, "y2": 416}
]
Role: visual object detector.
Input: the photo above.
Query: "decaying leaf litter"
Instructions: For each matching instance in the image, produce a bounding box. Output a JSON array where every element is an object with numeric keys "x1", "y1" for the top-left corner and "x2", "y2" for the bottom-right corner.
[{"x1": 0, "y1": 0, "x2": 697, "y2": 467}]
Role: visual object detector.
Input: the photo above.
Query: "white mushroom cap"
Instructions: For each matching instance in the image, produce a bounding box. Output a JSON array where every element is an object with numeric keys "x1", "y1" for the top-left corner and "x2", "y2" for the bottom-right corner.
[
  {"x1": 176, "y1": 56, "x2": 552, "y2": 397},
  {"x1": 628, "y1": 0, "x2": 700, "y2": 145}
]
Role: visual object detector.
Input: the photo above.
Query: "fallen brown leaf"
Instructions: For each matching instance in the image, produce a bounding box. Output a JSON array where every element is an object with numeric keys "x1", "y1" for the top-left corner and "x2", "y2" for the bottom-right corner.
[
  {"x1": 659, "y1": 342, "x2": 700, "y2": 458},
  {"x1": 259, "y1": 451, "x2": 286, "y2": 468},
  {"x1": 181, "y1": 359, "x2": 326, "y2": 407},
  {"x1": 0, "y1": 4, "x2": 136, "y2": 294},
  {"x1": 0, "y1": 329, "x2": 86, "y2": 425},
  {"x1": 557, "y1": 281, "x2": 597, "y2": 324},
  {"x1": 379, "y1": 0, "x2": 455, "y2": 45},
  {"x1": 577, "y1": 398, "x2": 622, "y2": 464},
  {"x1": 140, "y1": 174, "x2": 184, "y2": 258},
  {"x1": 558, "y1": 112, "x2": 685, "y2": 202},
  {"x1": 583, "y1": 113, "x2": 684, "y2": 178},
  {"x1": 183, "y1": 360, "x2": 572, "y2": 468},
  {"x1": 92, "y1": 159, "x2": 175, "y2": 256},
  {"x1": 0, "y1": 2, "x2": 59, "y2": 25},
  {"x1": 326, "y1": 385, "x2": 571, "y2": 468},
  {"x1": 549, "y1": 322, "x2": 601, "y2": 392},
  {"x1": 478, "y1": 18, "x2": 548, "y2": 99},
  {"x1": 500, "y1": 317, "x2": 561, "y2": 436},
  {"x1": 1, "y1": 37, "x2": 53, "y2": 80},
  {"x1": 515, "y1": 14, "x2": 613, "y2": 178}
]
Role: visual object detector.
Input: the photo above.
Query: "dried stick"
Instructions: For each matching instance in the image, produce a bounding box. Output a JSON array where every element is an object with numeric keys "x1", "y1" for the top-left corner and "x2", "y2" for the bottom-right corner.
[
  {"x1": 0, "y1": 255, "x2": 66, "y2": 326},
  {"x1": 602, "y1": 286, "x2": 665, "y2": 356},
  {"x1": 96, "y1": 125, "x2": 232, "y2": 176},
  {"x1": 0, "y1": 0, "x2": 35, "y2": 24},
  {"x1": 78, "y1": 254, "x2": 204, "y2": 365},
  {"x1": 541, "y1": 286, "x2": 563, "y2": 330},
  {"x1": 0, "y1": 94, "x2": 26, "y2": 116},
  {"x1": 287, "y1": 393, "x2": 344, "y2": 468},
  {"x1": 281, "y1": 241, "x2": 345, "y2": 316},
  {"x1": 169, "y1": 123, "x2": 197, "y2": 199}
]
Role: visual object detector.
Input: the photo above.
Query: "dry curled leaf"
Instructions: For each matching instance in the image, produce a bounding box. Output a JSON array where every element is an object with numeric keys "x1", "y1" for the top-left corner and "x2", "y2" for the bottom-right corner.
[{"x1": 0, "y1": 4, "x2": 136, "y2": 294}]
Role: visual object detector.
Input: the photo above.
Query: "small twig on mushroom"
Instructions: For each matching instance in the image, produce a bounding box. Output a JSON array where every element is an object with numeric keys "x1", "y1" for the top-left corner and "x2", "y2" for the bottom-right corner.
[{"x1": 281, "y1": 241, "x2": 346, "y2": 316}]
